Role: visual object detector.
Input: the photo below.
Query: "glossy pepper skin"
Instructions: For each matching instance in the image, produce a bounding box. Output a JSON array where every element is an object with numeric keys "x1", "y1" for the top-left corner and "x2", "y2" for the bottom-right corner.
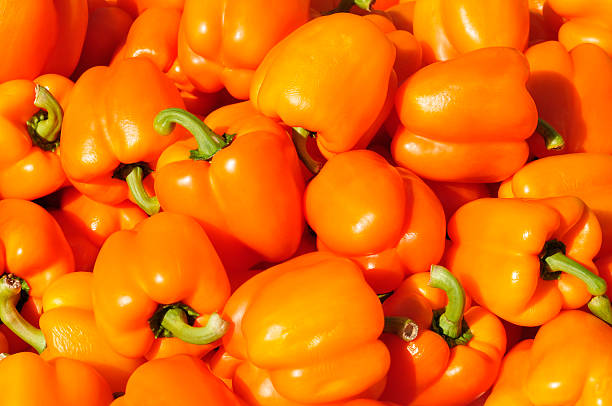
[
  {"x1": 486, "y1": 310, "x2": 612, "y2": 405},
  {"x1": 0, "y1": 0, "x2": 88, "y2": 82},
  {"x1": 392, "y1": 47, "x2": 538, "y2": 183},
  {"x1": 498, "y1": 153, "x2": 612, "y2": 255},
  {"x1": 305, "y1": 150, "x2": 446, "y2": 293},
  {"x1": 0, "y1": 75, "x2": 73, "y2": 200},
  {"x1": 526, "y1": 41, "x2": 612, "y2": 156},
  {"x1": 178, "y1": 0, "x2": 310, "y2": 100},
  {"x1": 155, "y1": 102, "x2": 305, "y2": 274},
  {"x1": 112, "y1": 7, "x2": 225, "y2": 116},
  {"x1": 548, "y1": 0, "x2": 612, "y2": 57},
  {"x1": 111, "y1": 355, "x2": 243, "y2": 406},
  {"x1": 61, "y1": 57, "x2": 187, "y2": 207},
  {"x1": 0, "y1": 199, "x2": 74, "y2": 349},
  {"x1": 413, "y1": 0, "x2": 529, "y2": 63},
  {"x1": 444, "y1": 196, "x2": 609, "y2": 326},
  {"x1": 50, "y1": 187, "x2": 147, "y2": 272},
  {"x1": 381, "y1": 268, "x2": 506, "y2": 406},
  {"x1": 251, "y1": 12, "x2": 396, "y2": 157},
  {"x1": 0, "y1": 352, "x2": 113, "y2": 406},
  {"x1": 92, "y1": 212, "x2": 231, "y2": 359},
  {"x1": 222, "y1": 252, "x2": 390, "y2": 404}
]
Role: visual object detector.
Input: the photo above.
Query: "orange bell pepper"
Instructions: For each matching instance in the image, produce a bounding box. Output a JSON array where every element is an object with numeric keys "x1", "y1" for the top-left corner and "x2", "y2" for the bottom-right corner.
[
  {"x1": 412, "y1": 0, "x2": 529, "y2": 63},
  {"x1": 0, "y1": 75, "x2": 73, "y2": 200},
  {"x1": 111, "y1": 355, "x2": 243, "y2": 406},
  {"x1": 222, "y1": 252, "x2": 389, "y2": 404},
  {"x1": 498, "y1": 153, "x2": 612, "y2": 255},
  {"x1": 71, "y1": 6, "x2": 134, "y2": 80},
  {"x1": 548, "y1": 0, "x2": 612, "y2": 57},
  {"x1": 250, "y1": 12, "x2": 396, "y2": 158},
  {"x1": 154, "y1": 102, "x2": 305, "y2": 274},
  {"x1": 177, "y1": 0, "x2": 310, "y2": 100},
  {"x1": 486, "y1": 310, "x2": 612, "y2": 405},
  {"x1": 381, "y1": 266, "x2": 506, "y2": 406},
  {"x1": 0, "y1": 272, "x2": 144, "y2": 392},
  {"x1": 49, "y1": 188, "x2": 147, "y2": 272},
  {"x1": 92, "y1": 212, "x2": 231, "y2": 359},
  {"x1": 112, "y1": 7, "x2": 226, "y2": 116},
  {"x1": 305, "y1": 150, "x2": 446, "y2": 293},
  {"x1": 0, "y1": 0, "x2": 88, "y2": 82},
  {"x1": 61, "y1": 57, "x2": 187, "y2": 211},
  {"x1": 392, "y1": 47, "x2": 545, "y2": 183},
  {"x1": 0, "y1": 352, "x2": 113, "y2": 406},
  {"x1": 0, "y1": 199, "x2": 74, "y2": 350},
  {"x1": 444, "y1": 196, "x2": 611, "y2": 326},
  {"x1": 525, "y1": 41, "x2": 612, "y2": 156}
]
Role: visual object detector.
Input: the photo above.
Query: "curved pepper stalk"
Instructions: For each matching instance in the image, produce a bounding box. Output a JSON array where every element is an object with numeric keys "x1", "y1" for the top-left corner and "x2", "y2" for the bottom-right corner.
[{"x1": 26, "y1": 84, "x2": 64, "y2": 151}]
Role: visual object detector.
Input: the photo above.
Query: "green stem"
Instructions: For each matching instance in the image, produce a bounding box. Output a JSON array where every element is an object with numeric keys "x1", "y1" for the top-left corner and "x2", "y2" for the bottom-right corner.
[
  {"x1": 291, "y1": 127, "x2": 322, "y2": 174},
  {"x1": 324, "y1": 0, "x2": 374, "y2": 13},
  {"x1": 537, "y1": 118, "x2": 564, "y2": 151},
  {"x1": 544, "y1": 252, "x2": 607, "y2": 296},
  {"x1": 28, "y1": 85, "x2": 63, "y2": 143},
  {"x1": 125, "y1": 166, "x2": 160, "y2": 216},
  {"x1": 0, "y1": 275, "x2": 46, "y2": 354},
  {"x1": 383, "y1": 316, "x2": 418, "y2": 341},
  {"x1": 0, "y1": 353, "x2": 8, "y2": 361},
  {"x1": 160, "y1": 308, "x2": 228, "y2": 345},
  {"x1": 588, "y1": 295, "x2": 612, "y2": 325},
  {"x1": 428, "y1": 265, "x2": 465, "y2": 339},
  {"x1": 154, "y1": 108, "x2": 230, "y2": 161}
]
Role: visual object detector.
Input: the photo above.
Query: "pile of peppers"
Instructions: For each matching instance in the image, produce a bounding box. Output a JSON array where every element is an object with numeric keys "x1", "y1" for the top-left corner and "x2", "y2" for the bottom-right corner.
[{"x1": 1, "y1": 0, "x2": 612, "y2": 405}]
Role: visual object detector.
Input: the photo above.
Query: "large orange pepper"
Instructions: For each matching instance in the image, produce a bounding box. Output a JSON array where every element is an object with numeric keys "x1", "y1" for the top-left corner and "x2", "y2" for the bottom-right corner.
[
  {"x1": 250, "y1": 12, "x2": 396, "y2": 159},
  {"x1": 60, "y1": 57, "x2": 187, "y2": 211},
  {"x1": 92, "y1": 212, "x2": 231, "y2": 359},
  {"x1": 305, "y1": 150, "x2": 446, "y2": 293},
  {"x1": 177, "y1": 0, "x2": 310, "y2": 100},
  {"x1": 444, "y1": 196, "x2": 611, "y2": 326},
  {"x1": 0, "y1": 0, "x2": 88, "y2": 82},
  {"x1": 111, "y1": 355, "x2": 243, "y2": 406},
  {"x1": 49, "y1": 188, "x2": 147, "y2": 272},
  {"x1": 485, "y1": 310, "x2": 612, "y2": 405},
  {"x1": 0, "y1": 199, "x2": 74, "y2": 352},
  {"x1": 548, "y1": 0, "x2": 612, "y2": 57},
  {"x1": 0, "y1": 272, "x2": 144, "y2": 392},
  {"x1": 0, "y1": 352, "x2": 113, "y2": 406},
  {"x1": 154, "y1": 102, "x2": 305, "y2": 274},
  {"x1": 498, "y1": 153, "x2": 612, "y2": 255},
  {"x1": 0, "y1": 75, "x2": 73, "y2": 200},
  {"x1": 392, "y1": 47, "x2": 545, "y2": 183},
  {"x1": 412, "y1": 0, "x2": 529, "y2": 63},
  {"x1": 525, "y1": 41, "x2": 612, "y2": 157},
  {"x1": 222, "y1": 252, "x2": 389, "y2": 404},
  {"x1": 112, "y1": 7, "x2": 227, "y2": 116},
  {"x1": 381, "y1": 266, "x2": 506, "y2": 406}
]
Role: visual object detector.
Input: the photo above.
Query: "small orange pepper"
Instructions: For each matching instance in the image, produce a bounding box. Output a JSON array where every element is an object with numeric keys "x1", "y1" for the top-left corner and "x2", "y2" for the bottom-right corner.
[
  {"x1": 380, "y1": 266, "x2": 506, "y2": 406},
  {"x1": 0, "y1": 352, "x2": 113, "y2": 406},
  {"x1": 392, "y1": 47, "x2": 540, "y2": 183},
  {"x1": 61, "y1": 57, "x2": 187, "y2": 210},
  {"x1": 486, "y1": 310, "x2": 612, "y2": 405},
  {"x1": 222, "y1": 252, "x2": 389, "y2": 404},
  {"x1": 498, "y1": 153, "x2": 612, "y2": 255},
  {"x1": 305, "y1": 150, "x2": 446, "y2": 293},
  {"x1": 111, "y1": 355, "x2": 243, "y2": 406},
  {"x1": 0, "y1": 75, "x2": 73, "y2": 200},
  {"x1": 444, "y1": 196, "x2": 611, "y2": 326},
  {"x1": 413, "y1": 0, "x2": 529, "y2": 63},
  {"x1": 177, "y1": 0, "x2": 310, "y2": 99},
  {"x1": 92, "y1": 212, "x2": 231, "y2": 359}
]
